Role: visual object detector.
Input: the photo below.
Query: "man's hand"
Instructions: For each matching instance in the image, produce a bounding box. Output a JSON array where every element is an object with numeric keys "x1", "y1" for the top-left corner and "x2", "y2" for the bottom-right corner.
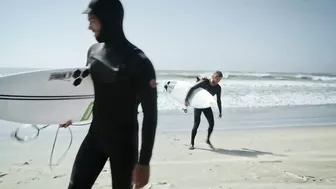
[
  {"x1": 219, "y1": 113, "x2": 222, "y2": 119},
  {"x1": 59, "y1": 120, "x2": 73, "y2": 128},
  {"x1": 132, "y1": 164, "x2": 150, "y2": 189},
  {"x1": 184, "y1": 100, "x2": 189, "y2": 107}
]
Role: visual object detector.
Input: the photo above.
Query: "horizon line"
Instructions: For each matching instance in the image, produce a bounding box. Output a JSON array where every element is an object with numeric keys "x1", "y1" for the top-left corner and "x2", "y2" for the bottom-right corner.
[{"x1": 0, "y1": 66, "x2": 335, "y2": 75}]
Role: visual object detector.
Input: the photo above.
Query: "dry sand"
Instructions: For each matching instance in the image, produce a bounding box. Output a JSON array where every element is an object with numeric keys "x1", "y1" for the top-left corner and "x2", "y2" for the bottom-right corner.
[{"x1": 1, "y1": 125, "x2": 336, "y2": 189}]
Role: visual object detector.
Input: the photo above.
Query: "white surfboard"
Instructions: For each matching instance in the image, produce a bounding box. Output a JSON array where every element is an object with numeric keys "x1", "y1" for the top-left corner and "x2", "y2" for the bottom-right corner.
[
  {"x1": 0, "y1": 67, "x2": 94, "y2": 125},
  {"x1": 164, "y1": 80, "x2": 216, "y2": 109}
]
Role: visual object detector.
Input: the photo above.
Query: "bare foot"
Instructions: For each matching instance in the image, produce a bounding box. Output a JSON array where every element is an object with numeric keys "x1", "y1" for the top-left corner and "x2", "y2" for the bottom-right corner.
[{"x1": 206, "y1": 140, "x2": 215, "y2": 149}]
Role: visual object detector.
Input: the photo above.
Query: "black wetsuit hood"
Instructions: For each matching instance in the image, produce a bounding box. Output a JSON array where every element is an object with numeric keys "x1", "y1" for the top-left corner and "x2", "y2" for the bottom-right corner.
[{"x1": 83, "y1": 0, "x2": 126, "y2": 45}]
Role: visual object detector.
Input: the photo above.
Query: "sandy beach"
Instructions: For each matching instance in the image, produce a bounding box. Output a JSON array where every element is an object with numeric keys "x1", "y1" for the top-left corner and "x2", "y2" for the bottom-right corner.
[{"x1": 1, "y1": 124, "x2": 336, "y2": 189}]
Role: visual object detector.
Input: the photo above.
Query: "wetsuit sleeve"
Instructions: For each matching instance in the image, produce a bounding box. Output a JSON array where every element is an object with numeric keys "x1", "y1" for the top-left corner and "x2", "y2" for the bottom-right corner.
[
  {"x1": 217, "y1": 86, "x2": 222, "y2": 114},
  {"x1": 134, "y1": 54, "x2": 158, "y2": 165},
  {"x1": 184, "y1": 80, "x2": 207, "y2": 102}
]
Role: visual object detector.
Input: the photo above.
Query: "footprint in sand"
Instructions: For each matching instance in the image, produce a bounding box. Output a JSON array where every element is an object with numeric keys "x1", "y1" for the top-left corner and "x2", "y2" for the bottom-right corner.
[
  {"x1": 53, "y1": 174, "x2": 67, "y2": 179},
  {"x1": 151, "y1": 181, "x2": 175, "y2": 188},
  {"x1": 259, "y1": 160, "x2": 282, "y2": 164},
  {"x1": 0, "y1": 172, "x2": 8, "y2": 178}
]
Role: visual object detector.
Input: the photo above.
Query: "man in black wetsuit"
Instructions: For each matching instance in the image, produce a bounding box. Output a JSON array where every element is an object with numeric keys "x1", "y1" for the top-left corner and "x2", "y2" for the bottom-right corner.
[
  {"x1": 60, "y1": 0, "x2": 158, "y2": 188},
  {"x1": 163, "y1": 81, "x2": 171, "y2": 91},
  {"x1": 184, "y1": 71, "x2": 223, "y2": 150}
]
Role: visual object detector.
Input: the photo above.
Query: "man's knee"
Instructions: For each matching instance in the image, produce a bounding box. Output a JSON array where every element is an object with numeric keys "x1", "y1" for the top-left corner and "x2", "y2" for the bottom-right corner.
[
  {"x1": 193, "y1": 118, "x2": 201, "y2": 129},
  {"x1": 193, "y1": 121, "x2": 200, "y2": 130},
  {"x1": 109, "y1": 146, "x2": 137, "y2": 188},
  {"x1": 112, "y1": 177, "x2": 133, "y2": 189},
  {"x1": 208, "y1": 125, "x2": 214, "y2": 132},
  {"x1": 110, "y1": 159, "x2": 136, "y2": 189},
  {"x1": 208, "y1": 120, "x2": 214, "y2": 129}
]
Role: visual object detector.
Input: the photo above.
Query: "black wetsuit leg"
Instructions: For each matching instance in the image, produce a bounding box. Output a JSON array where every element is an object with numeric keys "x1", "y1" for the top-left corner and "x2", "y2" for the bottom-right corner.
[
  {"x1": 191, "y1": 108, "x2": 203, "y2": 146},
  {"x1": 68, "y1": 133, "x2": 108, "y2": 189},
  {"x1": 109, "y1": 138, "x2": 138, "y2": 189},
  {"x1": 68, "y1": 131, "x2": 138, "y2": 189},
  {"x1": 202, "y1": 107, "x2": 215, "y2": 140}
]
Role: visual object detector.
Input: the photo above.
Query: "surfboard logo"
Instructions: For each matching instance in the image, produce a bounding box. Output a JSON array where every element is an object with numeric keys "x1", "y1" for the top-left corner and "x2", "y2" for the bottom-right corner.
[
  {"x1": 49, "y1": 71, "x2": 73, "y2": 81},
  {"x1": 72, "y1": 69, "x2": 90, "y2": 87},
  {"x1": 48, "y1": 68, "x2": 90, "y2": 87}
]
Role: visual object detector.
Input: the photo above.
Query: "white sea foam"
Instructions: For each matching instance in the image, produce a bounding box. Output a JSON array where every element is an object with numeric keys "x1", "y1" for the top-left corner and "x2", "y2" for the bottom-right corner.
[{"x1": 155, "y1": 78, "x2": 336, "y2": 111}]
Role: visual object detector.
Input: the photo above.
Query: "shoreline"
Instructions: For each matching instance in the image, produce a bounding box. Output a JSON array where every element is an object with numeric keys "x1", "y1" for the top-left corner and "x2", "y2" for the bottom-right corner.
[
  {"x1": 1, "y1": 99, "x2": 336, "y2": 139},
  {"x1": 1, "y1": 115, "x2": 336, "y2": 142}
]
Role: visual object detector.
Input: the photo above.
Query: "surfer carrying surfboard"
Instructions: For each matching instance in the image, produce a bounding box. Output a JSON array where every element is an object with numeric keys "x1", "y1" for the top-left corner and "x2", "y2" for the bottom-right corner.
[
  {"x1": 60, "y1": 1, "x2": 158, "y2": 189},
  {"x1": 184, "y1": 71, "x2": 223, "y2": 150}
]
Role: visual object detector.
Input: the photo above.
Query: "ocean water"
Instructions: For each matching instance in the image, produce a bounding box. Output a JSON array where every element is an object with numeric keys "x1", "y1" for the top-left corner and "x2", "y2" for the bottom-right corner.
[
  {"x1": 1, "y1": 68, "x2": 336, "y2": 111},
  {"x1": 1, "y1": 67, "x2": 336, "y2": 139},
  {"x1": 156, "y1": 70, "x2": 336, "y2": 111}
]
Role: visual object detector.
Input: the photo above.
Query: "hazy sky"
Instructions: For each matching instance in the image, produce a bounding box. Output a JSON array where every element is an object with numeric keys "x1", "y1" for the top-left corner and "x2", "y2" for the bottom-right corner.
[{"x1": 1, "y1": 0, "x2": 335, "y2": 73}]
